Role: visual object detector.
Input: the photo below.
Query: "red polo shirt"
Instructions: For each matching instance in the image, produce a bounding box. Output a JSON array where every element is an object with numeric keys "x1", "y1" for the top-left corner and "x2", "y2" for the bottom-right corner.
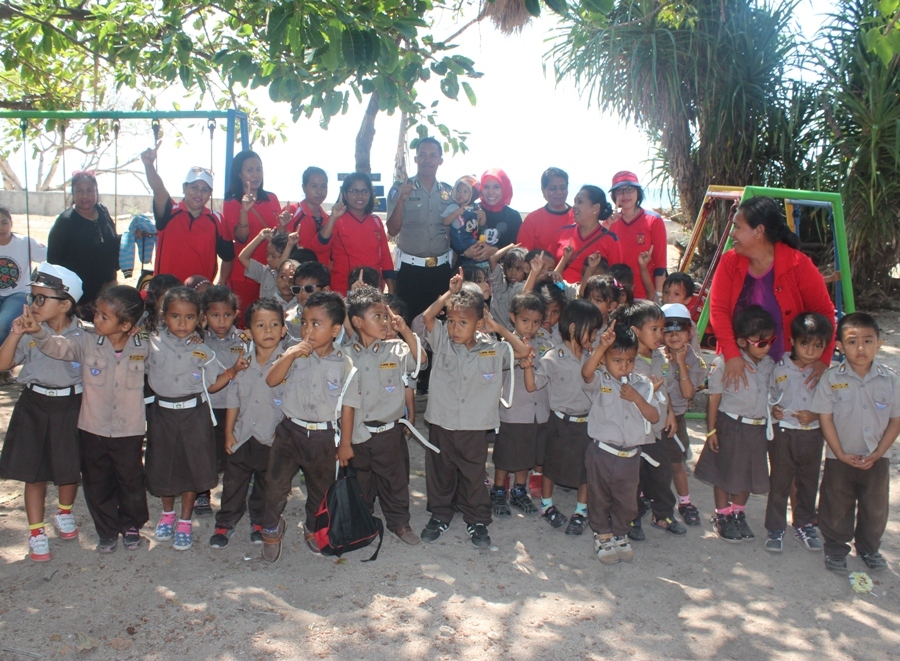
[
  {"x1": 330, "y1": 212, "x2": 396, "y2": 295},
  {"x1": 154, "y1": 198, "x2": 234, "y2": 283},
  {"x1": 553, "y1": 223, "x2": 622, "y2": 284},
  {"x1": 221, "y1": 194, "x2": 282, "y2": 303},
  {"x1": 518, "y1": 205, "x2": 574, "y2": 253},
  {"x1": 289, "y1": 201, "x2": 332, "y2": 266},
  {"x1": 608, "y1": 208, "x2": 668, "y2": 299}
]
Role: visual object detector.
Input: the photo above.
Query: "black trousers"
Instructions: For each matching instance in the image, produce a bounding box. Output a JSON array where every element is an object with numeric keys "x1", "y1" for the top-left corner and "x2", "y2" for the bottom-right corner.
[
  {"x1": 425, "y1": 426, "x2": 492, "y2": 526},
  {"x1": 79, "y1": 431, "x2": 149, "y2": 541},
  {"x1": 638, "y1": 435, "x2": 676, "y2": 519},
  {"x1": 764, "y1": 427, "x2": 823, "y2": 532},
  {"x1": 215, "y1": 438, "x2": 270, "y2": 530},
  {"x1": 819, "y1": 457, "x2": 890, "y2": 557},
  {"x1": 396, "y1": 262, "x2": 454, "y2": 321},
  {"x1": 351, "y1": 426, "x2": 411, "y2": 531}
]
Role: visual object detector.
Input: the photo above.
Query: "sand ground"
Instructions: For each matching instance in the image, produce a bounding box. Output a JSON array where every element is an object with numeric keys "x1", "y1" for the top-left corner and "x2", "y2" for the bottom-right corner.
[{"x1": 1, "y1": 215, "x2": 899, "y2": 660}]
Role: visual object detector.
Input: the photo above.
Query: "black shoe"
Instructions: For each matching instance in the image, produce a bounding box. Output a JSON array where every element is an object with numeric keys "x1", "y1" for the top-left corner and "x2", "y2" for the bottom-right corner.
[
  {"x1": 490, "y1": 486, "x2": 511, "y2": 517},
  {"x1": 825, "y1": 554, "x2": 849, "y2": 574},
  {"x1": 209, "y1": 527, "x2": 232, "y2": 548},
  {"x1": 565, "y1": 512, "x2": 587, "y2": 536},
  {"x1": 678, "y1": 503, "x2": 701, "y2": 526},
  {"x1": 123, "y1": 527, "x2": 142, "y2": 550},
  {"x1": 509, "y1": 486, "x2": 538, "y2": 514},
  {"x1": 627, "y1": 517, "x2": 645, "y2": 542},
  {"x1": 859, "y1": 551, "x2": 888, "y2": 572},
  {"x1": 733, "y1": 510, "x2": 754, "y2": 540},
  {"x1": 713, "y1": 513, "x2": 743, "y2": 544},
  {"x1": 421, "y1": 517, "x2": 449, "y2": 542},
  {"x1": 541, "y1": 505, "x2": 568, "y2": 529},
  {"x1": 467, "y1": 522, "x2": 491, "y2": 548},
  {"x1": 652, "y1": 516, "x2": 687, "y2": 535},
  {"x1": 194, "y1": 493, "x2": 213, "y2": 516},
  {"x1": 250, "y1": 525, "x2": 264, "y2": 544}
]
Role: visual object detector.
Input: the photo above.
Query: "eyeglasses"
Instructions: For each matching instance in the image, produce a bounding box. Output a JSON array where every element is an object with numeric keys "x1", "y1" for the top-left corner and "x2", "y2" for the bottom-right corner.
[
  {"x1": 291, "y1": 284, "x2": 320, "y2": 295},
  {"x1": 27, "y1": 293, "x2": 68, "y2": 307},
  {"x1": 746, "y1": 336, "x2": 777, "y2": 348},
  {"x1": 347, "y1": 188, "x2": 371, "y2": 196},
  {"x1": 615, "y1": 186, "x2": 637, "y2": 194}
]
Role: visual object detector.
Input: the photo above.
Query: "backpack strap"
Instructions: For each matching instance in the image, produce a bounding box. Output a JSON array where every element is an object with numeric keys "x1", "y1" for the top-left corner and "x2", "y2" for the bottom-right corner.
[{"x1": 333, "y1": 364, "x2": 359, "y2": 479}]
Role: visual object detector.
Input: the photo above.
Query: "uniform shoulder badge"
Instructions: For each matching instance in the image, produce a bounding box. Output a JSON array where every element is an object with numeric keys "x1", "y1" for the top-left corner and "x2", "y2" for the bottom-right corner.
[{"x1": 192, "y1": 350, "x2": 208, "y2": 360}]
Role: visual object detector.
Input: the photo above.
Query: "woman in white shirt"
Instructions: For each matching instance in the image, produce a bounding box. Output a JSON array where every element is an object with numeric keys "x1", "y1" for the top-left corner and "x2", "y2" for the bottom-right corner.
[{"x1": 0, "y1": 206, "x2": 47, "y2": 349}]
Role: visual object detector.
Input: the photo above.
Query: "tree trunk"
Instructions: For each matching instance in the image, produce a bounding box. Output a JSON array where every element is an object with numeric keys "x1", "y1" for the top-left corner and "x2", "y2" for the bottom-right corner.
[
  {"x1": 354, "y1": 92, "x2": 380, "y2": 174},
  {"x1": 0, "y1": 157, "x2": 23, "y2": 190}
]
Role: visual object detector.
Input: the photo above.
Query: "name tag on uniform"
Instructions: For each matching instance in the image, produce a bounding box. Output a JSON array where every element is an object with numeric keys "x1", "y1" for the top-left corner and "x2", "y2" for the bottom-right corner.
[
  {"x1": 192, "y1": 350, "x2": 207, "y2": 360},
  {"x1": 230, "y1": 346, "x2": 243, "y2": 353},
  {"x1": 831, "y1": 383, "x2": 848, "y2": 390},
  {"x1": 380, "y1": 362, "x2": 398, "y2": 369},
  {"x1": 29, "y1": 340, "x2": 36, "y2": 347},
  {"x1": 130, "y1": 355, "x2": 144, "y2": 361},
  {"x1": 776, "y1": 374, "x2": 787, "y2": 383},
  {"x1": 479, "y1": 350, "x2": 496, "y2": 357},
  {"x1": 601, "y1": 387, "x2": 613, "y2": 394}
]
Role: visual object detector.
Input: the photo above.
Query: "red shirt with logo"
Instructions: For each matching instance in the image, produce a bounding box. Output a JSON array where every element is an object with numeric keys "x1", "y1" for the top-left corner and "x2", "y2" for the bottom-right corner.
[
  {"x1": 221, "y1": 194, "x2": 282, "y2": 303},
  {"x1": 553, "y1": 223, "x2": 622, "y2": 284},
  {"x1": 330, "y1": 212, "x2": 396, "y2": 295},
  {"x1": 519, "y1": 205, "x2": 573, "y2": 254},
  {"x1": 288, "y1": 201, "x2": 332, "y2": 266},
  {"x1": 154, "y1": 198, "x2": 234, "y2": 283},
  {"x1": 608, "y1": 208, "x2": 668, "y2": 299}
]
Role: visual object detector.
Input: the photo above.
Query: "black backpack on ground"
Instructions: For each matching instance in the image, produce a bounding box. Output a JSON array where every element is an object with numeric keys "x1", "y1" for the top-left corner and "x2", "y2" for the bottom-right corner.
[{"x1": 313, "y1": 467, "x2": 384, "y2": 562}]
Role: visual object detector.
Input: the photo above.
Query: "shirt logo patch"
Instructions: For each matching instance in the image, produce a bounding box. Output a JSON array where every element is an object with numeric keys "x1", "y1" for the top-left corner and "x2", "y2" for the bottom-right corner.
[
  {"x1": 192, "y1": 350, "x2": 207, "y2": 360},
  {"x1": 71, "y1": 362, "x2": 80, "y2": 369},
  {"x1": 380, "y1": 362, "x2": 398, "y2": 369},
  {"x1": 273, "y1": 398, "x2": 282, "y2": 407},
  {"x1": 831, "y1": 383, "x2": 849, "y2": 390},
  {"x1": 601, "y1": 386, "x2": 613, "y2": 394},
  {"x1": 29, "y1": 341, "x2": 36, "y2": 347},
  {"x1": 192, "y1": 372, "x2": 202, "y2": 381},
  {"x1": 876, "y1": 402, "x2": 888, "y2": 411},
  {"x1": 327, "y1": 380, "x2": 340, "y2": 391},
  {"x1": 130, "y1": 355, "x2": 144, "y2": 361},
  {"x1": 385, "y1": 385, "x2": 396, "y2": 394},
  {"x1": 90, "y1": 368, "x2": 101, "y2": 376},
  {"x1": 636, "y1": 233, "x2": 646, "y2": 245},
  {"x1": 483, "y1": 373, "x2": 494, "y2": 381},
  {"x1": 776, "y1": 375, "x2": 788, "y2": 383},
  {"x1": 440, "y1": 189, "x2": 450, "y2": 201},
  {"x1": 479, "y1": 350, "x2": 496, "y2": 357}
]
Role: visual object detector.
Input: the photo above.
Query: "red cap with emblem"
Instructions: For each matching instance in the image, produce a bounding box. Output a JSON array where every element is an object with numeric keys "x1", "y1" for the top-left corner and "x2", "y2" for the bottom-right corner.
[{"x1": 609, "y1": 171, "x2": 642, "y2": 191}]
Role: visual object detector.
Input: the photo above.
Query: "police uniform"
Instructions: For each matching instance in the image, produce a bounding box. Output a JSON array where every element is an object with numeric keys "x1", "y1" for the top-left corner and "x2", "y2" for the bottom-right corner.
[
  {"x1": 536, "y1": 343, "x2": 592, "y2": 488},
  {"x1": 348, "y1": 338, "x2": 423, "y2": 532},
  {"x1": 145, "y1": 331, "x2": 222, "y2": 496},
  {"x1": 244, "y1": 259, "x2": 279, "y2": 303},
  {"x1": 0, "y1": 320, "x2": 83, "y2": 486},
  {"x1": 632, "y1": 349, "x2": 677, "y2": 520},
  {"x1": 494, "y1": 336, "x2": 552, "y2": 474},
  {"x1": 583, "y1": 370, "x2": 658, "y2": 537},
  {"x1": 388, "y1": 176, "x2": 453, "y2": 320},
  {"x1": 423, "y1": 320, "x2": 512, "y2": 526},
  {"x1": 811, "y1": 360, "x2": 900, "y2": 558},
  {"x1": 206, "y1": 328, "x2": 246, "y2": 472},
  {"x1": 488, "y1": 264, "x2": 524, "y2": 332},
  {"x1": 282, "y1": 306, "x2": 303, "y2": 349},
  {"x1": 535, "y1": 324, "x2": 563, "y2": 349},
  {"x1": 262, "y1": 349, "x2": 361, "y2": 532},
  {"x1": 30, "y1": 324, "x2": 150, "y2": 543},
  {"x1": 664, "y1": 347, "x2": 707, "y2": 462},
  {"x1": 695, "y1": 352, "x2": 775, "y2": 495},
  {"x1": 764, "y1": 357, "x2": 825, "y2": 533},
  {"x1": 215, "y1": 351, "x2": 286, "y2": 533}
]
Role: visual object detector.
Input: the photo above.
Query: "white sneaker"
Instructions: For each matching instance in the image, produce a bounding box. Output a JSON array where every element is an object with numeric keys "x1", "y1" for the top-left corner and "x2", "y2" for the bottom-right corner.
[
  {"x1": 54, "y1": 512, "x2": 79, "y2": 540},
  {"x1": 614, "y1": 535, "x2": 634, "y2": 562},
  {"x1": 29, "y1": 533, "x2": 51, "y2": 562},
  {"x1": 594, "y1": 533, "x2": 619, "y2": 565}
]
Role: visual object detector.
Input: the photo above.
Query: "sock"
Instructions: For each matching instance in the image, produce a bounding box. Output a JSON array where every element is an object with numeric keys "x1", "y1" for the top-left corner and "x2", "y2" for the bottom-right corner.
[
  {"x1": 532, "y1": 471, "x2": 542, "y2": 476},
  {"x1": 159, "y1": 511, "x2": 176, "y2": 524},
  {"x1": 574, "y1": 502, "x2": 587, "y2": 516},
  {"x1": 731, "y1": 504, "x2": 746, "y2": 514},
  {"x1": 541, "y1": 498, "x2": 553, "y2": 510},
  {"x1": 678, "y1": 495, "x2": 692, "y2": 506},
  {"x1": 176, "y1": 519, "x2": 192, "y2": 532},
  {"x1": 29, "y1": 522, "x2": 46, "y2": 536},
  {"x1": 57, "y1": 502, "x2": 73, "y2": 515},
  {"x1": 716, "y1": 506, "x2": 733, "y2": 516}
]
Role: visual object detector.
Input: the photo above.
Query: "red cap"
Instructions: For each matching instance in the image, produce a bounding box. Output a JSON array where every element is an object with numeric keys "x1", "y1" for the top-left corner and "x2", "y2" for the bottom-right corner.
[{"x1": 610, "y1": 171, "x2": 642, "y2": 191}]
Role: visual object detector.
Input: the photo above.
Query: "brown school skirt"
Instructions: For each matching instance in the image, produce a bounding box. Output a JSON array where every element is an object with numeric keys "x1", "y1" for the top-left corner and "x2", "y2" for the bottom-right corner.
[
  {"x1": 0, "y1": 387, "x2": 82, "y2": 485},
  {"x1": 694, "y1": 414, "x2": 770, "y2": 495},
  {"x1": 543, "y1": 414, "x2": 591, "y2": 489},
  {"x1": 493, "y1": 421, "x2": 547, "y2": 473},
  {"x1": 144, "y1": 395, "x2": 217, "y2": 496},
  {"x1": 666, "y1": 413, "x2": 691, "y2": 463}
]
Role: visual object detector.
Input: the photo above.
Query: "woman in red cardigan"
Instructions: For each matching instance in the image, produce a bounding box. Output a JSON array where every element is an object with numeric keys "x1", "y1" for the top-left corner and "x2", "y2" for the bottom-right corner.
[{"x1": 708, "y1": 196, "x2": 835, "y2": 389}]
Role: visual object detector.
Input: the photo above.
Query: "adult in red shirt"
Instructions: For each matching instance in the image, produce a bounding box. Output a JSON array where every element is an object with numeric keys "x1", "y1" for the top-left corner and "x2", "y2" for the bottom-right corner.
[
  {"x1": 285, "y1": 166, "x2": 343, "y2": 266},
  {"x1": 553, "y1": 185, "x2": 621, "y2": 283},
  {"x1": 220, "y1": 150, "x2": 284, "y2": 309},
  {"x1": 141, "y1": 144, "x2": 234, "y2": 284},
  {"x1": 330, "y1": 172, "x2": 395, "y2": 295},
  {"x1": 518, "y1": 167, "x2": 574, "y2": 254},
  {"x1": 709, "y1": 196, "x2": 835, "y2": 389},
  {"x1": 607, "y1": 171, "x2": 668, "y2": 299}
]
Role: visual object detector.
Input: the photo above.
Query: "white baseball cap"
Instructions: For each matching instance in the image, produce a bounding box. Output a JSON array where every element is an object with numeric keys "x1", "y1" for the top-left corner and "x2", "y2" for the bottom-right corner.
[
  {"x1": 184, "y1": 166, "x2": 214, "y2": 189},
  {"x1": 661, "y1": 303, "x2": 692, "y2": 330},
  {"x1": 29, "y1": 262, "x2": 83, "y2": 303}
]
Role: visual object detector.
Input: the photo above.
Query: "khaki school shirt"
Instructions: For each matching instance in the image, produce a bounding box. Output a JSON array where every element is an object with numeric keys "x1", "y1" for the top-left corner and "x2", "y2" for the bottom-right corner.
[
  {"x1": 708, "y1": 352, "x2": 775, "y2": 420},
  {"x1": 488, "y1": 264, "x2": 524, "y2": 332},
  {"x1": 387, "y1": 176, "x2": 452, "y2": 258},
  {"x1": 773, "y1": 357, "x2": 820, "y2": 429},
  {"x1": 281, "y1": 348, "x2": 361, "y2": 423},
  {"x1": 633, "y1": 350, "x2": 669, "y2": 436},
  {"x1": 206, "y1": 328, "x2": 246, "y2": 409},
  {"x1": 32, "y1": 326, "x2": 149, "y2": 438},
  {"x1": 349, "y1": 338, "x2": 423, "y2": 444},
  {"x1": 536, "y1": 344, "x2": 592, "y2": 417},
  {"x1": 665, "y1": 347, "x2": 707, "y2": 416},
  {"x1": 423, "y1": 320, "x2": 513, "y2": 431},
  {"x1": 225, "y1": 351, "x2": 285, "y2": 449},
  {"x1": 14, "y1": 319, "x2": 83, "y2": 388},
  {"x1": 500, "y1": 335, "x2": 552, "y2": 424},
  {"x1": 584, "y1": 370, "x2": 658, "y2": 448},
  {"x1": 811, "y1": 360, "x2": 900, "y2": 459},
  {"x1": 147, "y1": 331, "x2": 222, "y2": 398},
  {"x1": 245, "y1": 259, "x2": 279, "y2": 301}
]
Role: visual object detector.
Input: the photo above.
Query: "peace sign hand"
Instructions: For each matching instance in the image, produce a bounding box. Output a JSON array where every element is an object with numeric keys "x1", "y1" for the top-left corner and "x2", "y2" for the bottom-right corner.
[
  {"x1": 18, "y1": 305, "x2": 41, "y2": 334},
  {"x1": 241, "y1": 181, "x2": 256, "y2": 212},
  {"x1": 140, "y1": 140, "x2": 161, "y2": 167}
]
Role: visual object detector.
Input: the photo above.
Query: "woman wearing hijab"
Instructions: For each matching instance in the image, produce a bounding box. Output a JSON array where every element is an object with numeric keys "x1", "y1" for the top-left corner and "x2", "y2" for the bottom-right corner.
[{"x1": 452, "y1": 169, "x2": 521, "y2": 267}]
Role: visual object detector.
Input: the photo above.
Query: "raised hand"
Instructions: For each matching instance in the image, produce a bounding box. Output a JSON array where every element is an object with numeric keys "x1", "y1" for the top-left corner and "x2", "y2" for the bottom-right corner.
[
  {"x1": 232, "y1": 346, "x2": 250, "y2": 374},
  {"x1": 597, "y1": 319, "x2": 617, "y2": 351},
  {"x1": 562, "y1": 245, "x2": 574, "y2": 264},
  {"x1": 241, "y1": 181, "x2": 256, "y2": 212},
  {"x1": 278, "y1": 204, "x2": 292, "y2": 227},
  {"x1": 259, "y1": 227, "x2": 275, "y2": 241},
  {"x1": 286, "y1": 232, "x2": 300, "y2": 248},
  {"x1": 140, "y1": 140, "x2": 161, "y2": 167},
  {"x1": 638, "y1": 244, "x2": 654, "y2": 269},
  {"x1": 350, "y1": 271, "x2": 367, "y2": 291},
  {"x1": 18, "y1": 305, "x2": 41, "y2": 334},
  {"x1": 449, "y1": 268, "x2": 464, "y2": 294},
  {"x1": 529, "y1": 254, "x2": 546, "y2": 275},
  {"x1": 331, "y1": 200, "x2": 346, "y2": 218},
  {"x1": 386, "y1": 305, "x2": 408, "y2": 334}
]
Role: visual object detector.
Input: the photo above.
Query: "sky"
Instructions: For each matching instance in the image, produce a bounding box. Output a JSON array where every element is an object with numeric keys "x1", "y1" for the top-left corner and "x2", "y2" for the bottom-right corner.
[{"x1": 12, "y1": 0, "x2": 832, "y2": 214}]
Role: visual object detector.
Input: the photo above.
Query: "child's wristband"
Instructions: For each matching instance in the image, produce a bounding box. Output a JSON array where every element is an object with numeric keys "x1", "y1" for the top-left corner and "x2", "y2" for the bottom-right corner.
[{"x1": 706, "y1": 429, "x2": 717, "y2": 438}]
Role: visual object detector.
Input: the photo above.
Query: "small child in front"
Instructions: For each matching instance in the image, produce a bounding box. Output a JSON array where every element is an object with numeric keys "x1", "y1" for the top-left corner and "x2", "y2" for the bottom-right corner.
[
  {"x1": 261, "y1": 291, "x2": 360, "y2": 562},
  {"x1": 764, "y1": 312, "x2": 833, "y2": 553},
  {"x1": 582, "y1": 324, "x2": 662, "y2": 564},
  {"x1": 811, "y1": 312, "x2": 900, "y2": 574},
  {"x1": 696, "y1": 305, "x2": 777, "y2": 543},
  {"x1": 209, "y1": 299, "x2": 287, "y2": 549},
  {"x1": 420, "y1": 269, "x2": 528, "y2": 548}
]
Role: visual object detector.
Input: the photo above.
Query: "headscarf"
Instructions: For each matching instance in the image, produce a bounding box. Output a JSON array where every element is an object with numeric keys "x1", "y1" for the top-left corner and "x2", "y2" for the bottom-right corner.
[{"x1": 480, "y1": 169, "x2": 513, "y2": 213}]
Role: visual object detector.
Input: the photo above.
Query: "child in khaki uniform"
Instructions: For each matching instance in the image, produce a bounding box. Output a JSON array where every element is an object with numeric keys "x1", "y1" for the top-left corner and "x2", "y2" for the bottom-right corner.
[
  {"x1": 420, "y1": 269, "x2": 529, "y2": 548},
  {"x1": 811, "y1": 313, "x2": 900, "y2": 574},
  {"x1": 346, "y1": 287, "x2": 426, "y2": 546},
  {"x1": 261, "y1": 291, "x2": 361, "y2": 562}
]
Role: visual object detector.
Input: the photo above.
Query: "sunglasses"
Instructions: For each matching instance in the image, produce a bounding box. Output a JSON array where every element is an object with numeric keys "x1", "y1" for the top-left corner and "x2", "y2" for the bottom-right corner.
[
  {"x1": 291, "y1": 284, "x2": 320, "y2": 295},
  {"x1": 745, "y1": 335, "x2": 777, "y2": 349},
  {"x1": 27, "y1": 293, "x2": 68, "y2": 307},
  {"x1": 190, "y1": 166, "x2": 214, "y2": 176},
  {"x1": 615, "y1": 185, "x2": 637, "y2": 194},
  {"x1": 664, "y1": 324, "x2": 689, "y2": 333}
]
